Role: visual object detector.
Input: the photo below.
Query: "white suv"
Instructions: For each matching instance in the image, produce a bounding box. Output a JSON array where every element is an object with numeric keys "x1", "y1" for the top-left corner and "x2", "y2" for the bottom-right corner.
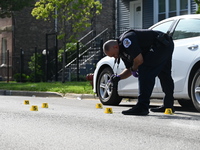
[{"x1": 93, "y1": 14, "x2": 200, "y2": 112}]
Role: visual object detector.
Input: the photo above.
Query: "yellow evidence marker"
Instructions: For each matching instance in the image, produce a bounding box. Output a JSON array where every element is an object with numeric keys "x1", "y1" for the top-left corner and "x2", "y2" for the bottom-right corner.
[
  {"x1": 164, "y1": 108, "x2": 173, "y2": 115},
  {"x1": 30, "y1": 105, "x2": 38, "y2": 111},
  {"x1": 24, "y1": 100, "x2": 30, "y2": 105},
  {"x1": 104, "y1": 108, "x2": 113, "y2": 114},
  {"x1": 41, "y1": 103, "x2": 49, "y2": 108},
  {"x1": 96, "y1": 103, "x2": 103, "y2": 109}
]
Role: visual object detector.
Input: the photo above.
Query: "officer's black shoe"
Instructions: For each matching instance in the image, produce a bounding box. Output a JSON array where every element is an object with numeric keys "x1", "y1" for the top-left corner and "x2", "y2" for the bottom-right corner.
[
  {"x1": 122, "y1": 106, "x2": 149, "y2": 116},
  {"x1": 150, "y1": 106, "x2": 175, "y2": 113}
]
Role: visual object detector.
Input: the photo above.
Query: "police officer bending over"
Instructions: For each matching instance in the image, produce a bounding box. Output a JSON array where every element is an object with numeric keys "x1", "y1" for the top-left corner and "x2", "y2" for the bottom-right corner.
[{"x1": 103, "y1": 29, "x2": 174, "y2": 115}]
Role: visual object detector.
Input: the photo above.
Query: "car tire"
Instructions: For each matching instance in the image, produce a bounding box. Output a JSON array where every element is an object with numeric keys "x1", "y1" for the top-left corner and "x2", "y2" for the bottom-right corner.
[
  {"x1": 191, "y1": 68, "x2": 200, "y2": 112},
  {"x1": 97, "y1": 67, "x2": 122, "y2": 105}
]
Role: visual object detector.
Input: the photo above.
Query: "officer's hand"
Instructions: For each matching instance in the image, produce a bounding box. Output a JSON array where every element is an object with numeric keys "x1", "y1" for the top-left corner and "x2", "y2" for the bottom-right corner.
[
  {"x1": 110, "y1": 75, "x2": 121, "y2": 84},
  {"x1": 132, "y1": 71, "x2": 139, "y2": 78}
]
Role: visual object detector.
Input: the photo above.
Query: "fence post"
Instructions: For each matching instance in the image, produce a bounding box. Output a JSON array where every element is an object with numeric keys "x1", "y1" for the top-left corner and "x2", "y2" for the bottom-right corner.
[
  {"x1": 20, "y1": 48, "x2": 24, "y2": 82},
  {"x1": 7, "y1": 50, "x2": 9, "y2": 83},
  {"x1": 55, "y1": 35, "x2": 58, "y2": 81},
  {"x1": 69, "y1": 67, "x2": 71, "y2": 81},
  {"x1": 62, "y1": 46, "x2": 66, "y2": 83},
  {"x1": 45, "y1": 34, "x2": 49, "y2": 82},
  {"x1": 34, "y1": 47, "x2": 37, "y2": 82},
  {"x1": 77, "y1": 42, "x2": 80, "y2": 81}
]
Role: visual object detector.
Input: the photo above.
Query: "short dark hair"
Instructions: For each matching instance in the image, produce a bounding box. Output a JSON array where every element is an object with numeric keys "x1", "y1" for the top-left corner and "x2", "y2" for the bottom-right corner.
[{"x1": 103, "y1": 40, "x2": 117, "y2": 53}]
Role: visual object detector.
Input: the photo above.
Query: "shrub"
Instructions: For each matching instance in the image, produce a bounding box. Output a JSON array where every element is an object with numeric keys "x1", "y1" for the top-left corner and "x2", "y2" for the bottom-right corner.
[
  {"x1": 28, "y1": 53, "x2": 44, "y2": 82},
  {"x1": 13, "y1": 73, "x2": 29, "y2": 82}
]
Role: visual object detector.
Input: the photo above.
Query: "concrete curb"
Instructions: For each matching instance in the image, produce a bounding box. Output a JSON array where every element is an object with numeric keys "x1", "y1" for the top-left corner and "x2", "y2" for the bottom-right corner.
[
  {"x1": 64, "y1": 93, "x2": 98, "y2": 100},
  {"x1": 0, "y1": 90, "x2": 97, "y2": 99},
  {"x1": 0, "y1": 90, "x2": 63, "y2": 97},
  {"x1": 0, "y1": 90, "x2": 172, "y2": 105}
]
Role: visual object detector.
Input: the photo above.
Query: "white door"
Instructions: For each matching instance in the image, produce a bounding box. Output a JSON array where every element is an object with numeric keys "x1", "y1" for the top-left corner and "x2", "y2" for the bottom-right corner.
[{"x1": 130, "y1": 1, "x2": 142, "y2": 29}]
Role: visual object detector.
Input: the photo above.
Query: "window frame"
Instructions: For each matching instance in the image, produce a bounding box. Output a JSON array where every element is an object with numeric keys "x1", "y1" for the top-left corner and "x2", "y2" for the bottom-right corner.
[{"x1": 153, "y1": 0, "x2": 191, "y2": 23}]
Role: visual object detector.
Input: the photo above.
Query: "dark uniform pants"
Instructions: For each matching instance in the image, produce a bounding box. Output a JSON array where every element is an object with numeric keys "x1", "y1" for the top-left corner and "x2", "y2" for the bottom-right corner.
[{"x1": 137, "y1": 39, "x2": 174, "y2": 109}]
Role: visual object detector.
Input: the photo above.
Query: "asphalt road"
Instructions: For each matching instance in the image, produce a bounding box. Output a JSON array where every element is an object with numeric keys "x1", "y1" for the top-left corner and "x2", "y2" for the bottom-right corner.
[{"x1": 0, "y1": 95, "x2": 200, "y2": 150}]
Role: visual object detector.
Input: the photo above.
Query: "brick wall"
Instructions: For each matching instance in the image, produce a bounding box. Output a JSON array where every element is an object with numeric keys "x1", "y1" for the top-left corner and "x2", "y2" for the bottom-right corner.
[
  {"x1": 95, "y1": 0, "x2": 115, "y2": 36},
  {"x1": 13, "y1": 7, "x2": 55, "y2": 75},
  {"x1": 11, "y1": 0, "x2": 115, "y2": 78}
]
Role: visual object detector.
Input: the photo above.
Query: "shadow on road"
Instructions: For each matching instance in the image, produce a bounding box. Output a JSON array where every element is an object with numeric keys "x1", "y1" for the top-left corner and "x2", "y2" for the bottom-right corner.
[
  {"x1": 118, "y1": 104, "x2": 198, "y2": 113},
  {"x1": 117, "y1": 103, "x2": 199, "y2": 120}
]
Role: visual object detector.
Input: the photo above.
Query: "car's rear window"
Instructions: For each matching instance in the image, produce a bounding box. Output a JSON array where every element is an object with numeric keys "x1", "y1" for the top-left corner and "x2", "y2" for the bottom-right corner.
[
  {"x1": 151, "y1": 20, "x2": 174, "y2": 33},
  {"x1": 173, "y1": 18, "x2": 200, "y2": 40}
]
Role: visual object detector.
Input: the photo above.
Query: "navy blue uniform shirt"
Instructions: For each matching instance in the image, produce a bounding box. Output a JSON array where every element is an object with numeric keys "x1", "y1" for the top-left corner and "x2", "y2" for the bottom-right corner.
[{"x1": 117, "y1": 29, "x2": 160, "y2": 68}]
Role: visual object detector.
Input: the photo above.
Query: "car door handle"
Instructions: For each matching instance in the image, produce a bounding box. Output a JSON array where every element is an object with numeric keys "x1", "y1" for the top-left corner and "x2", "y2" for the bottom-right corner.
[{"x1": 188, "y1": 44, "x2": 199, "y2": 50}]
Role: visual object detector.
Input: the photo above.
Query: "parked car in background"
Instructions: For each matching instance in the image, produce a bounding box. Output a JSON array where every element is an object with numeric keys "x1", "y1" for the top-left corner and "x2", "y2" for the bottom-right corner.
[{"x1": 92, "y1": 14, "x2": 200, "y2": 112}]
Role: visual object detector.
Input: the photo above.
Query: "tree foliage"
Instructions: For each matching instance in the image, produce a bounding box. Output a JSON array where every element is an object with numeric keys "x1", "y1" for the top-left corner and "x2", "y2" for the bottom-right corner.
[
  {"x1": 28, "y1": 53, "x2": 44, "y2": 82},
  {"x1": 31, "y1": 0, "x2": 102, "y2": 42},
  {"x1": 0, "y1": 0, "x2": 35, "y2": 18},
  {"x1": 195, "y1": 0, "x2": 200, "y2": 14}
]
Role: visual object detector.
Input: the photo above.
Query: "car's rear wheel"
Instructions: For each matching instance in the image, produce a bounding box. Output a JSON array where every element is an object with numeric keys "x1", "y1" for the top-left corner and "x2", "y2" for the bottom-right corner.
[
  {"x1": 191, "y1": 68, "x2": 200, "y2": 112},
  {"x1": 97, "y1": 67, "x2": 122, "y2": 105}
]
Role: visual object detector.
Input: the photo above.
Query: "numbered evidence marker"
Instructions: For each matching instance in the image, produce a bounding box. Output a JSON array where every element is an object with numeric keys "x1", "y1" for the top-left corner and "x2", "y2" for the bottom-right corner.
[
  {"x1": 30, "y1": 105, "x2": 38, "y2": 111},
  {"x1": 24, "y1": 100, "x2": 30, "y2": 105},
  {"x1": 41, "y1": 103, "x2": 49, "y2": 108},
  {"x1": 95, "y1": 103, "x2": 103, "y2": 109},
  {"x1": 164, "y1": 108, "x2": 173, "y2": 115},
  {"x1": 104, "y1": 108, "x2": 113, "y2": 114}
]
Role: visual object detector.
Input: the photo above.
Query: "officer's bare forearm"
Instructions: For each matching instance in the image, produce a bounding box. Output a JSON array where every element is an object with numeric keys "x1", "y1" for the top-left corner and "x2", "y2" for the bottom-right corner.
[
  {"x1": 131, "y1": 53, "x2": 143, "y2": 71},
  {"x1": 131, "y1": 65, "x2": 138, "y2": 72},
  {"x1": 119, "y1": 69, "x2": 132, "y2": 79}
]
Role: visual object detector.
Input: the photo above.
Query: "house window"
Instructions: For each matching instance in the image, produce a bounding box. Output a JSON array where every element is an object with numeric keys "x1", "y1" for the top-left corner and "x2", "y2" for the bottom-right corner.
[
  {"x1": 156, "y1": 0, "x2": 191, "y2": 22},
  {"x1": 169, "y1": 0, "x2": 176, "y2": 17},
  {"x1": 136, "y1": 6, "x2": 141, "y2": 11},
  {"x1": 158, "y1": 0, "x2": 166, "y2": 21},
  {"x1": 1, "y1": 38, "x2": 7, "y2": 64},
  {"x1": 180, "y1": 0, "x2": 188, "y2": 15}
]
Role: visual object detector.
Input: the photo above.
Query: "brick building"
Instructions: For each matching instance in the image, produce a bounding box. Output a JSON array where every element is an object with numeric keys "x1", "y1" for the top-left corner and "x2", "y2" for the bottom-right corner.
[
  {"x1": 0, "y1": 0, "x2": 115, "y2": 81},
  {"x1": 0, "y1": 17, "x2": 13, "y2": 80}
]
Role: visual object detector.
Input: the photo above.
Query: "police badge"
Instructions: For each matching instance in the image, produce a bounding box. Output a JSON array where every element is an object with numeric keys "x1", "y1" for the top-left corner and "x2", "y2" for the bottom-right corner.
[{"x1": 123, "y1": 38, "x2": 132, "y2": 48}]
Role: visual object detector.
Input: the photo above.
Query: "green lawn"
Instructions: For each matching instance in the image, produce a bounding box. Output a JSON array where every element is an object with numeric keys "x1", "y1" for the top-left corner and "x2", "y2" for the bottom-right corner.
[{"x1": 0, "y1": 82, "x2": 94, "y2": 94}]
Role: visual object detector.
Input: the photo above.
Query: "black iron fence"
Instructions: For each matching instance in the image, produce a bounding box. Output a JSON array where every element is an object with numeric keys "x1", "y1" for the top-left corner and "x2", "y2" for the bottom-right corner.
[{"x1": 0, "y1": 29, "x2": 114, "y2": 82}]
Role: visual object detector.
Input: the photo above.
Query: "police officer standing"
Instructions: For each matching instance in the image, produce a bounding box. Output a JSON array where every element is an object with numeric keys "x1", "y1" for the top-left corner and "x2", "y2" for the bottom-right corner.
[{"x1": 103, "y1": 29, "x2": 174, "y2": 115}]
